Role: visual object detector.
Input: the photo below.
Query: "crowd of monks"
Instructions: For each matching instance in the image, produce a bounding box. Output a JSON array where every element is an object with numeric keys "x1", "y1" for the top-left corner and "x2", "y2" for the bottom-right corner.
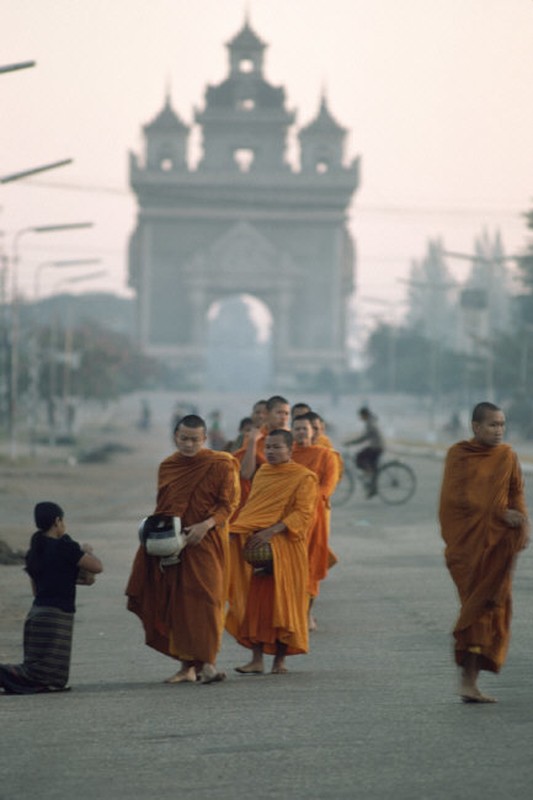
[
  {"x1": 126, "y1": 395, "x2": 342, "y2": 682},
  {"x1": 126, "y1": 397, "x2": 529, "y2": 702}
]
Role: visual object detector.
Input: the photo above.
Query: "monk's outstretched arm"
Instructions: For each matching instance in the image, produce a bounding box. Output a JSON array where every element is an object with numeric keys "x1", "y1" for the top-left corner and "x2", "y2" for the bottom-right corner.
[{"x1": 240, "y1": 428, "x2": 263, "y2": 480}]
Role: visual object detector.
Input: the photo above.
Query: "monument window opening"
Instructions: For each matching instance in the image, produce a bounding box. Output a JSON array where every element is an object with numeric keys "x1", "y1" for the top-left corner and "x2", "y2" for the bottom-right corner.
[
  {"x1": 159, "y1": 157, "x2": 173, "y2": 171},
  {"x1": 239, "y1": 58, "x2": 254, "y2": 74},
  {"x1": 234, "y1": 148, "x2": 255, "y2": 172},
  {"x1": 316, "y1": 160, "x2": 329, "y2": 174},
  {"x1": 238, "y1": 98, "x2": 255, "y2": 111}
]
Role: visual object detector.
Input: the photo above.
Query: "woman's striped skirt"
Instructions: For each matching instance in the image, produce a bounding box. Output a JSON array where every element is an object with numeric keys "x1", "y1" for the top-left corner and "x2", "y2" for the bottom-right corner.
[{"x1": 0, "y1": 606, "x2": 74, "y2": 694}]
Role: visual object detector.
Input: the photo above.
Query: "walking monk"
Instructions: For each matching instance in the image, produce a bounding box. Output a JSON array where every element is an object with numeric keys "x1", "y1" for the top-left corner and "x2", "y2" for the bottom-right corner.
[
  {"x1": 126, "y1": 414, "x2": 240, "y2": 684},
  {"x1": 439, "y1": 401, "x2": 529, "y2": 703},
  {"x1": 306, "y1": 410, "x2": 334, "y2": 449},
  {"x1": 226, "y1": 399, "x2": 268, "y2": 641},
  {"x1": 291, "y1": 415, "x2": 340, "y2": 630},
  {"x1": 239, "y1": 395, "x2": 291, "y2": 480},
  {"x1": 229, "y1": 429, "x2": 318, "y2": 675}
]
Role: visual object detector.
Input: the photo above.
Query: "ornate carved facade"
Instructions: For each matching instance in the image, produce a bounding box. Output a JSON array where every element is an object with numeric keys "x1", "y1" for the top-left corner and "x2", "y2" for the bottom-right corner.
[{"x1": 129, "y1": 18, "x2": 360, "y2": 387}]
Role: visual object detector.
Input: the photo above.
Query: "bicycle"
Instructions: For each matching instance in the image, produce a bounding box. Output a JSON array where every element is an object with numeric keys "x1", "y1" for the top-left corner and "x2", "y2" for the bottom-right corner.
[{"x1": 331, "y1": 448, "x2": 417, "y2": 507}]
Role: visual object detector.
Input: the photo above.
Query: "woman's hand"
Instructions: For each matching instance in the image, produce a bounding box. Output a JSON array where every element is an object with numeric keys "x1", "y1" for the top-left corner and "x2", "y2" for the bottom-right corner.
[{"x1": 76, "y1": 569, "x2": 96, "y2": 586}]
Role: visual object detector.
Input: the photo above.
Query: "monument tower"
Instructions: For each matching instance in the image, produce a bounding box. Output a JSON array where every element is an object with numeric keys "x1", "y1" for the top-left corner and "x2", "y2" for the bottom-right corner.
[{"x1": 129, "y1": 17, "x2": 360, "y2": 387}]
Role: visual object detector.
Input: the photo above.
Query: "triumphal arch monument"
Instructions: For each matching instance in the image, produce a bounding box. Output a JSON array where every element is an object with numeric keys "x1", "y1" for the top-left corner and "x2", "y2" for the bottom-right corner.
[{"x1": 129, "y1": 18, "x2": 360, "y2": 387}]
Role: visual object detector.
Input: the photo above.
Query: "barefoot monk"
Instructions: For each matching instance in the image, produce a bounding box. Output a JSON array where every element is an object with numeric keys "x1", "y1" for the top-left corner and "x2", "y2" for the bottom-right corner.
[
  {"x1": 229, "y1": 429, "x2": 318, "y2": 675},
  {"x1": 126, "y1": 414, "x2": 240, "y2": 685},
  {"x1": 439, "y1": 401, "x2": 529, "y2": 703},
  {"x1": 291, "y1": 414, "x2": 340, "y2": 631}
]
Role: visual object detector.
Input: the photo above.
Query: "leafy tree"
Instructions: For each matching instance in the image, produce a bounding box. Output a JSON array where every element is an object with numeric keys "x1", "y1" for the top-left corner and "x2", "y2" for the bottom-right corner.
[
  {"x1": 515, "y1": 207, "x2": 533, "y2": 322},
  {"x1": 36, "y1": 321, "x2": 163, "y2": 403}
]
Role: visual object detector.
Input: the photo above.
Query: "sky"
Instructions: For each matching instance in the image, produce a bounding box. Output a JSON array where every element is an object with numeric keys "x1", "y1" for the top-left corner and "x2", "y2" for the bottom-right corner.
[{"x1": 1, "y1": 0, "x2": 533, "y2": 331}]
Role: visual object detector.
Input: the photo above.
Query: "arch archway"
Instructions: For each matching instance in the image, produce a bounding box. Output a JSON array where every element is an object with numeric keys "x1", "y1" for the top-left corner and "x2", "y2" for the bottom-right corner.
[{"x1": 206, "y1": 293, "x2": 273, "y2": 392}]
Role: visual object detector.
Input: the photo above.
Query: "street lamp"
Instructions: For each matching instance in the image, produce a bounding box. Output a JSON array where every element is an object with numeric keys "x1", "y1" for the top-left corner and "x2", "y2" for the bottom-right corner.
[
  {"x1": 0, "y1": 61, "x2": 35, "y2": 75},
  {"x1": 29, "y1": 259, "x2": 103, "y2": 455},
  {"x1": 0, "y1": 61, "x2": 36, "y2": 75},
  {"x1": 34, "y1": 258, "x2": 102, "y2": 299},
  {"x1": 47, "y1": 270, "x2": 109, "y2": 447},
  {"x1": 0, "y1": 159, "x2": 73, "y2": 184},
  {"x1": 8, "y1": 222, "x2": 94, "y2": 460}
]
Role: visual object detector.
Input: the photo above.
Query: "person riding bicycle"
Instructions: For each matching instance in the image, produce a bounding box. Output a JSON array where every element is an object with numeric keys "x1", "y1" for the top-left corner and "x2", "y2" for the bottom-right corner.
[{"x1": 344, "y1": 407, "x2": 384, "y2": 497}]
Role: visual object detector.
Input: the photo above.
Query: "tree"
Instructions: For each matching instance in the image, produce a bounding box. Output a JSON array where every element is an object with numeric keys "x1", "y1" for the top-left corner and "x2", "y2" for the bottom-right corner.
[
  {"x1": 515, "y1": 207, "x2": 533, "y2": 323},
  {"x1": 37, "y1": 320, "x2": 163, "y2": 404},
  {"x1": 406, "y1": 239, "x2": 457, "y2": 348}
]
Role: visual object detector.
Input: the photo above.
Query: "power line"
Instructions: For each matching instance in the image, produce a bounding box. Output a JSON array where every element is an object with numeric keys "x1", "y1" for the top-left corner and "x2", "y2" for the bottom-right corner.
[{"x1": 16, "y1": 178, "x2": 528, "y2": 219}]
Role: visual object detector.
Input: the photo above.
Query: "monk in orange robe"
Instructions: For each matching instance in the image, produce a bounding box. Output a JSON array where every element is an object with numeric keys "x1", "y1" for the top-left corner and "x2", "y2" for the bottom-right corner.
[
  {"x1": 227, "y1": 397, "x2": 291, "y2": 637},
  {"x1": 239, "y1": 395, "x2": 291, "y2": 478},
  {"x1": 439, "y1": 402, "x2": 529, "y2": 703},
  {"x1": 291, "y1": 401, "x2": 311, "y2": 421},
  {"x1": 306, "y1": 410, "x2": 334, "y2": 449},
  {"x1": 229, "y1": 429, "x2": 318, "y2": 675},
  {"x1": 291, "y1": 415, "x2": 340, "y2": 630},
  {"x1": 126, "y1": 414, "x2": 240, "y2": 684},
  {"x1": 226, "y1": 400, "x2": 268, "y2": 640}
]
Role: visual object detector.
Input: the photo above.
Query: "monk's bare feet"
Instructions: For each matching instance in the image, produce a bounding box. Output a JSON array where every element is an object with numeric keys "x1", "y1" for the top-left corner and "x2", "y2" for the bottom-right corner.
[
  {"x1": 199, "y1": 664, "x2": 226, "y2": 684},
  {"x1": 460, "y1": 688, "x2": 497, "y2": 704},
  {"x1": 164, "y1": 666, "x2": 197, "y2": 684},
  {"x1": 459, "y1": 671, "x2": 496, "y2": 703},
  {"x1": 271, "y1": 657, "x2": 288, "y2": 675},
  {"x1": 308, "y1": 613, "x2": 318, "y2": 632},
  {"x1": 235, "y1": 661, "x2": 264, "y2": 675}
]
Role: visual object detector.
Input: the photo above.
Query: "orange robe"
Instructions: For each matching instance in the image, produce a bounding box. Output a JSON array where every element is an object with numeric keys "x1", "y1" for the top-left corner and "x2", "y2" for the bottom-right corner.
[
  {"x1": 315, "y1": 433, "x2": 334, "y2": 449},
  {"x1": 292, "y1": 443, "x2": 340, "y2": 597},
  {"x1": 229, "y1": 461, "x2": 318, "y2": 656},
  {"x1": 225, "y1": 443, "x2": 266, "y2": 639},
  {"x1": 439, "y1": 440, "x2": 528, "y2": 673},
  {"x1": 126, "y1": 449, "x2": 240, "y2": 664}
]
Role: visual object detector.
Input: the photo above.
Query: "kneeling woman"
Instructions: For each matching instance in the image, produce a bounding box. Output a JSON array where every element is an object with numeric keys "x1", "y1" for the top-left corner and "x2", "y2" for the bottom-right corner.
[{"x1": 0, "y1": 502, "x2": 103, "y2": 694}]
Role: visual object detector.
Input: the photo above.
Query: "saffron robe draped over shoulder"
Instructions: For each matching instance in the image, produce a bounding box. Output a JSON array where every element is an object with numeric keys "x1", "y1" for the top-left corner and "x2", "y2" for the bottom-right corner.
[
  {"x1": 228, "y1": 461, "x2": 318, "y2": 655},
  {"x1": 225, "y1": 442, "x2": 266, "y2": 640},
  {"x1": 291, "y1": 444, "x2": 340, "y2": 597},
  {"x1": 126, "y1": 449, "x2": 240, "y2": 664},
  {"x1": 439, "y1": 439, "x2": 528, "y2": 673}
]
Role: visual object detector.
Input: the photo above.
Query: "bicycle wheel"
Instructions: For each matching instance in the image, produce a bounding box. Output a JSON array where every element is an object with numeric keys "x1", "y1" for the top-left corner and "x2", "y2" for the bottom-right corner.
[
  {"x1": 376, "y1": 461, "x2": 416, "y2": 505},
  {"x1": 331, "y1": 466, "x2": 355, "y2": 507}
]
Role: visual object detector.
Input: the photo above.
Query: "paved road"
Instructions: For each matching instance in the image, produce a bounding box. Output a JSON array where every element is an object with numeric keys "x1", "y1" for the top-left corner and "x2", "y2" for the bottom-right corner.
[{"x1": 2, "y1": 437, "x2": 533, "y2": 799}]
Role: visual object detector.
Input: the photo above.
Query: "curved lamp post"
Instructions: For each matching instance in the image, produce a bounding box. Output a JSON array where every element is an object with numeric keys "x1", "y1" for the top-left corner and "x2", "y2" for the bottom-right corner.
[
  {"x1": 46, "y1": 269, "x2": 108, "y2": 447},
  {"x1": 29, "y1": 259, "x2": 102, "y2": 455},
  {"x1": 9, "y1": 222, "x2": 93, "y2": 459}
]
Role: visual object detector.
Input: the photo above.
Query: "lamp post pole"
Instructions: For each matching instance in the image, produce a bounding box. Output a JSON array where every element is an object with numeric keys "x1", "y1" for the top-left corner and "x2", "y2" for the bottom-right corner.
[
  {"x1": 29, "y1": 258, "x2": 102, "y2": 455},
  {"x1": 48, "y1": 269, "x2": 108, "y2": 446},
  {"x1": 8, "y1": 222, "x2": 93, "y2": 460}
]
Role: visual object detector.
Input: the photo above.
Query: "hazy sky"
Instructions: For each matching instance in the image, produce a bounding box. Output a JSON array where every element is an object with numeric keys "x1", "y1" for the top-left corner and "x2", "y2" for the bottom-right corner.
[{"x1": 1, "y1": 0, "x2": 532, "y2": 324}]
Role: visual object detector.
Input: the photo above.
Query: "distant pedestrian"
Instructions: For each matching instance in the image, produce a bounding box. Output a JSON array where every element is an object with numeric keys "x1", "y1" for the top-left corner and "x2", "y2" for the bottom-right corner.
[
  {"x1": 0, "y1": 502, "x2": 103, "y2": 695},
  {"x1": 224, "y1": 416, "x2": 253, "y2": 453},
  {"x1": 208, "y1": 409, "x2": 226, "y2": 450}
]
